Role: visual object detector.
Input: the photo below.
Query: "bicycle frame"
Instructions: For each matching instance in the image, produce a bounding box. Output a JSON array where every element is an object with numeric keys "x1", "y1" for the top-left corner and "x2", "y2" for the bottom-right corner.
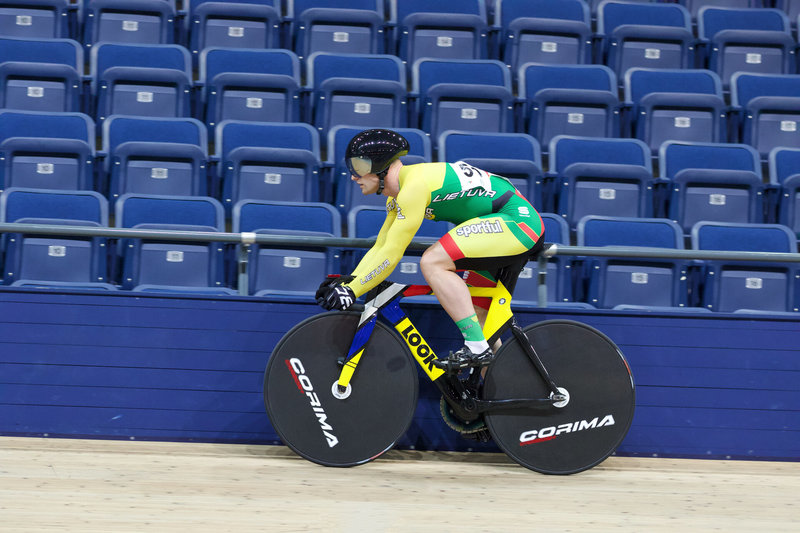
[{"x1": 335, "y1": 281, "x2": 566, "y2": 423}]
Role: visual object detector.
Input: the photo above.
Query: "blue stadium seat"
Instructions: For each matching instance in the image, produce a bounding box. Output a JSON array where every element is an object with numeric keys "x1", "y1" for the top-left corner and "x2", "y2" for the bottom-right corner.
[
  {"x1": 730, "y1": 72, "x2": 800, "y2": 158},
  {"x1": 214, "y1": 121, "x2": 322, "y2": 210},
  {"x1": 577, "y1": 215, "x2": 690, "y2": 309},
  {"x1": 495, "y1": 0, "x2": 592, "y2": 72},
  {"x1": 587, "y1": 0, "x2": 651, "y2": 18},
  {"x1": 115, "y1": 193, "x2": 231, "y2": 293},
  {"x1": 658, "y1": 140, "x2": 764, "y2": 231},
  {"x1": 328, "y1": 125, "x2": 431, "y2": 214},
  {"x1": 697, "y1": 6, "x2": 796, "y2": 88},
  {"x1": 773, "y1": 0, "x2": 800, "y2": 27},
  {"x1": 436, "y1": 131, "x2": 543, "y2": 208},
  {"x1": 101, "y1": 116, "x2": 208, "y2": 203},
  {"x1": 0, "y1": 110, "x2": 95, "y2": 192},
  {"x1": 306, "y1": 52, "x2": 407, "y2": 138},
  {"x1": 597, "y1": 1, "x2": 696, "y2": 79},
  {"x1": 412, "y1": 58, "x2": 513, "y2": 142},
  {"x1": 287, "y1": 0, "x2": 386, "y2": 60},
  {"x1": 186, "y1": 0, "x2": 282, "y2": 60},
  {"x1": 518, "y1": 63, "x2": 620, "y2": 150},
  {"x1": 90, "y1": 42, "x2": 192, "y2": 123},
  {"x1": 691, "y1": 221, "x2": 798, "y2": 312},
  {"x1": 512, "y1": 212, "x2": 573, "y2": 308},
  {"x1": 0, "y1": 0, "x2": 72, "y2": 39},
  {"x1": 0, "y1": 36, "x2": 82, "y2": 113},
  {"x1": 623, "y1": 68, "x2": 727, "y2": 154},
  {"x1": 233, "y1": 199, "x2": 341, "y2": 299},
  {"x1": 768, "y1": 147, "x2": 800, "y2": 234},
  {"x1": 682, "y1": 1, "x2": 756, "y2": 20},
  {"x1": 391, "y1": 0, "x2": 489, "y2": 65},
  {"x1": 0, "y1": 187, "x2": 112, "y2": 289},
  {"x1": 83, "y1": 0, "x2": 176, "y2": 48},
  {"x1": 548, "y1": 135, "x2": 653, "y2": 228},
  {"x1": 198, "y1": 47, "x2": 301, "y2": 131}
]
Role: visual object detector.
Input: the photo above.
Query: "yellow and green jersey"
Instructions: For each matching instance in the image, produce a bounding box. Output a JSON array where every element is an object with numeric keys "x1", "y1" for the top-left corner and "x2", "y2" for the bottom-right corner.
[{"x1": 346, "y1": 161, "x2": 544, "y2": 297}]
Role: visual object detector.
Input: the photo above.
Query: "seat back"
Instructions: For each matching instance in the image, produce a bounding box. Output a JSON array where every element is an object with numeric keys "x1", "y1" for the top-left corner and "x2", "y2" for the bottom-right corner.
[
  {"x1": 519, "y1": 63, "x2": 619, "y2": 148},
  {"x1": 496, "y1": 0, "x2": 592, "y2": 70},
  {"x1": 685, "y1": 1, "x2": 754, "y2": 18},
  {"x1": 199, "y1": 47, "x2": 301, "y2": 130},
  {"x1": 0, "y1": 110, "x2": 95, "y2": 191},
  {"x1": 187, "y1": 0, "x2": 282, "y2": 56},
  {"x1": 307, "y1": 52, "x2": 406, "y2": 136},
  {"x1": 233, "y1": 199, "x2": 341, "y2": 296},
  {"x1": 691, "y1": 221, "x2": 797, "y2": 312},
  {"x1": 91, "y1": 42, "x2": 192, "y2": 121},
  {"x1": 598, "y1": 1, "x2": 694, "y2": 77},
  {"x1": 102, "y1": 116, "x2": 209, "y2": 202},
  {"x1": 115, "y1": 193, "x2": 226, "y2": 290},
  {"x1": 659, "y1": 140, "x2": 763, "y2": 229},
  {"x1": 0, "y1": 36, "x2": 82, "y2": 112},
  {"x1": 659, "y1": 140, "x2": 762, "y2": 178},
  {"x1": 413, "y1": 58, "x2": 512, "y2": 141},
  {"x1": 0, "y1": 0, "x2": 71, "y2": 39},
  {"x1": 550, "y1": 135, "x2": 652, "y2": 227},
  {"x1": 698, "y1": 6, "x2": 794, "y2": 87},
  {"x1": 288, "y1": 0, "x2": 385, "y2": 60},
  {"x1": 731, "y1": 72, "x2": 800, "y2": 157},
  {"x1": 83, "y1": 0, "x2": 176, "y2": 47},
  {"x1": 392, "y1": 0, "x2": 488, "y2": 64},
  {"x1": 215, "y1": 120, "x2": 321, "y2": 208},
  {"x1": 577, "y1": 215, "x2": 688, "y2": 309},
  {"x1": 768, "y1": 146, "x2": 800, "y2": 233},
  {"x1": 0, "y1": 187, "x2": 109, "y2": 284},
  {"x1": 624, "y1": 68, "x2": 726, "y2": 153}
]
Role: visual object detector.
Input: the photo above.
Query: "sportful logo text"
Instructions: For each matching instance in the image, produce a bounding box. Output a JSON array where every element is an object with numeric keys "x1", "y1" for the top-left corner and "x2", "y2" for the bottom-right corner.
[
  {"x1": 286, "y1": 358, "x2": 339, "y2": 447},
  {"x1": 455, "y1": 219, "x2": 504, "y2": 237},
  {"x1": 519, "y1": 415, "x2": 615, "y2": 446}
]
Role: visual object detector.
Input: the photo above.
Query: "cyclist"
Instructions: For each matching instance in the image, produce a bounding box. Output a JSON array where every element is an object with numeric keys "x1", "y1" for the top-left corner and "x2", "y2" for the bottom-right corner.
[{"x1": 316, "y1": 128, "x2": 545, "y2": 368}]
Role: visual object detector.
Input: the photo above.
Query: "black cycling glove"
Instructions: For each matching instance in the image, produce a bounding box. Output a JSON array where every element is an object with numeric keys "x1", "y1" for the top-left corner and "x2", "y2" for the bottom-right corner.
[{"x1": 317, "y1": 284, "x2": 356, "y2": 311}]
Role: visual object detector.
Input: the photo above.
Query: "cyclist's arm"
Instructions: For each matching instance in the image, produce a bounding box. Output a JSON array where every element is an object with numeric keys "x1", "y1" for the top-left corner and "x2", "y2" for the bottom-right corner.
[
  {"x1": 350, "y1": 203, "x2": 396, "y2": 274},
  {"x1": 346, "y1": 182, "x2": 428, "y2": 297}
]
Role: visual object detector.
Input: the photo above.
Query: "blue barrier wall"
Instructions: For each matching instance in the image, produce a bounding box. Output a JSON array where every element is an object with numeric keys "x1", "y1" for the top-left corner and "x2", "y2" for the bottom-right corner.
[{"x1": 0, "y1": 289, "x2": 798, "y2": 460}]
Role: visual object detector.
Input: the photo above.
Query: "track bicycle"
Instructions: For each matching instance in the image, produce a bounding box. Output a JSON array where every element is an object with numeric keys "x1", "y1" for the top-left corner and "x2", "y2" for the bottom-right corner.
[{"x1": 263, "y1": 275, "x2": 635, "y2": 474}]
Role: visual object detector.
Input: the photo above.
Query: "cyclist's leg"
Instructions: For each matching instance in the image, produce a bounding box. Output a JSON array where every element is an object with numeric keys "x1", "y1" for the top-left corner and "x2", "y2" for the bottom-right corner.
[{"x1": 421, "y1": 213, "x2": 543, "y2": 365}]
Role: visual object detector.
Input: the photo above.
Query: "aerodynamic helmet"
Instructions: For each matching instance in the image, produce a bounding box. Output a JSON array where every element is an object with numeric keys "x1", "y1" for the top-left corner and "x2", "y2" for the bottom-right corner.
[{"x1": 345, "y1": 129, "x2": 409, "y2": 194}]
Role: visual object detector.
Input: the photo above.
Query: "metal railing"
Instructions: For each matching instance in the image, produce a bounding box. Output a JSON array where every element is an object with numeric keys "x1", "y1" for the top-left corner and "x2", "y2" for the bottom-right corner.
[{"x1": 1, "y1": 222, "x2": 799, "y2": 302}]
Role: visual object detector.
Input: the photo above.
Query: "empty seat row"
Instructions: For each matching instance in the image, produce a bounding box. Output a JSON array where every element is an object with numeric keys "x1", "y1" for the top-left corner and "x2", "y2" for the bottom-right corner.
[
  {"x1": 3, "y1": 108, "x2": 800, "y2": 236},
  {"x1": 4, "y1": 1, "x2": 800, "y2": 77},
  {"x1": 573, "y1": 215, "x2": 799, "y2": 314},
  {"x1": 3, "y1": 36, "x2": 800, "y2": 159},
  {"x1": 1, "y1": 186, "x2": 796, "y2": 314}
]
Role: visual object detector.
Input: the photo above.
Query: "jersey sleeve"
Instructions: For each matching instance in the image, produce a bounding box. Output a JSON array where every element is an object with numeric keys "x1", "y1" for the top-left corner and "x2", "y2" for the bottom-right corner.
[{"x1": 345, "y1": 174, "x2": 429, "y2": 297}]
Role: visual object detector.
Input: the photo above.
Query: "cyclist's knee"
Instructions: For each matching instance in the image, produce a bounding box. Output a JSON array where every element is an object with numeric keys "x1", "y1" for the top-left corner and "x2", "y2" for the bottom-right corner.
[{"x1": 420, "y1": 243, "x2": 455, "y2": 277}]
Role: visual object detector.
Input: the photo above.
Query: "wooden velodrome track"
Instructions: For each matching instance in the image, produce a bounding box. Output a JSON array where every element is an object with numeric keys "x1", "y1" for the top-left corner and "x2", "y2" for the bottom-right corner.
[{"x1": 0, "y1": 436, "x2": 797, "y2": 532}]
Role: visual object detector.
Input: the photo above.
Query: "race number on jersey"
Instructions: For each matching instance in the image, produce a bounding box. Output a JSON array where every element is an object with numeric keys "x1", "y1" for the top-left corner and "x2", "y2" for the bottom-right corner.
[{"x1": 451, "y1": 161, "x2": 493, "y2": 193}]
